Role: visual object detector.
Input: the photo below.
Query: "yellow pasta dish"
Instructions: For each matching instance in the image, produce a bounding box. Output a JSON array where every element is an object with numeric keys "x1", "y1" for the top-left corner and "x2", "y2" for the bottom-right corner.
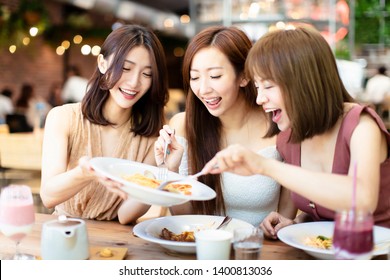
[
  {"x1": 122, "y1": 173, "x2": 192, "y2": 195},
  {"x1": 304, "y1": 235, "x2": 333, "y2": 250}
]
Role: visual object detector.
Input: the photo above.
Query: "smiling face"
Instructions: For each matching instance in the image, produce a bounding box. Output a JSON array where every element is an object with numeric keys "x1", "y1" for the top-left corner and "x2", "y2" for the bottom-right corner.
[
  {"x1": 254, "y1": 76, "x2": 290, "y2": 132},
  {"x1": 99, "y1": 46, "x2": 152, "y2": 109},
  {"x1": 189, "y1": 47, "x2": 245, "y2": 118}
]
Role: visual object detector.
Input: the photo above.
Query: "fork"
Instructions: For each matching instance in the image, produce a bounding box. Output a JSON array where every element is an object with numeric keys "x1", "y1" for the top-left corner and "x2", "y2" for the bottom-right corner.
[{"x1": 158, "y1": 141, "x2": 169, "y2": 181}]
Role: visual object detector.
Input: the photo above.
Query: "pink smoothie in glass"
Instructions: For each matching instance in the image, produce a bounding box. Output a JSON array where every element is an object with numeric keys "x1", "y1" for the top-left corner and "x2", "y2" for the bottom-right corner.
[
  {"x1": 333, "y1": 228, "x2": 373, "y2": 257},
  {"x1": 333, "y1": 212, "x2": 374, "y2": 260},
  {"x1": 0, "y1": 200, "x2": 35, "y2": 241},
  {"x1": 0, "y1": 200, "x2": 35, "y2": 226}
]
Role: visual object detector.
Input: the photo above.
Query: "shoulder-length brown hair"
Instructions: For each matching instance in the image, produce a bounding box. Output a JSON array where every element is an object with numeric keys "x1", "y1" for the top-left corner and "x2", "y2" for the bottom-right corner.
[
  {"x1": 246, "y1": 26, "x2": 354, "y2": 143},
  {"x1": 81, "y1": 24, "x2": 169, "y2": 136},
  {"x1": 182, "y1": 26, "x2": 258, "y2": 215}
]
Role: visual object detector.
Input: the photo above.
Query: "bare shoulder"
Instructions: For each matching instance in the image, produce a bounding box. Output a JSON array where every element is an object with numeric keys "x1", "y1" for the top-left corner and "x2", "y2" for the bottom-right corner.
[
  {"x1": 168, "y1": 112, "x2": 186, "y2": 137},
  {"x1": 358, "y1": 111, "x2": 382, "y2": 130},
  {"x1": 45, "y1": 104, "x2": 75, "y2": 135},
  {"x1": 351, "y1": 110, "x2": 384, "y2": 144},
  {"x1": 351, "y1": 108, "x2": 387, "y2": 162}
]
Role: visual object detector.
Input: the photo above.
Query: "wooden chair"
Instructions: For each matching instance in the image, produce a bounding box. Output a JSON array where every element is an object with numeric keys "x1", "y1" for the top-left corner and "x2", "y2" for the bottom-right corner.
[{"x1": 0, "y1": 131, "x2": 42, "y2": 188}]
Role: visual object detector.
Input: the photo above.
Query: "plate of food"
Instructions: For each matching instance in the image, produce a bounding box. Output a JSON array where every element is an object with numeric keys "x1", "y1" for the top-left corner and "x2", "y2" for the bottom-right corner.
[
  {"x1": 277, "y1": 221, "x2": 390, "y2": 260},
  {"x1": 90, "y1": 157, "x2": 216, "y2": 207},
  {"x1": 133, "y1": 215, "x2": 254, "y2": 254}
]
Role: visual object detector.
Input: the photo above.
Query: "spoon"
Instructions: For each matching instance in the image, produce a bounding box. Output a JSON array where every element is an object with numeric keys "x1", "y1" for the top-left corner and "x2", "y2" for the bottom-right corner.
[
  {"x1": 157, "y1": 164, "x2": 218, "y2": 190},
  {"x1": 157, "y1": 170, "x2": 205, "y2": 190},
  {"x1": 216, "y1": 216, "x2": 232, "y2": 230}
]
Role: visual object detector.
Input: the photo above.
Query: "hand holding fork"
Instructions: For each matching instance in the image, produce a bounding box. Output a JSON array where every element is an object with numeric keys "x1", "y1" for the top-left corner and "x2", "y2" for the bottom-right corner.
[
  {"x1": 157, "y1": 141, "x2": 169, "y2": 181},
  {"x1": 155, "y1": 126, "x2": 182, "y2": 181}
]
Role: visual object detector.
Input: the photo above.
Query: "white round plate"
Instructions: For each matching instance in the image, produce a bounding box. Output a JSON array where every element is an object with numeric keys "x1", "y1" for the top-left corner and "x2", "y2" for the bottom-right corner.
[
  {"x1": 133, "y1": 215, "x2": 254, "y2": 254},
  {"x1": 90, "y1": 157, "x2": 216, "y2": 207},
  {"x1": 277, "y1": 221, "x2": 390, "y2": 260}
]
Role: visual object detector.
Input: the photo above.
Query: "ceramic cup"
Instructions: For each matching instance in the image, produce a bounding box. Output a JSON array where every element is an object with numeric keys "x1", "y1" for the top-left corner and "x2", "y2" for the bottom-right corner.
[
  {"x1": 195, "y1": 229, "x2": 232, "y2": 260},
  {"x1": 233, "y1": 227, "x2": 263, "y2": 260}
]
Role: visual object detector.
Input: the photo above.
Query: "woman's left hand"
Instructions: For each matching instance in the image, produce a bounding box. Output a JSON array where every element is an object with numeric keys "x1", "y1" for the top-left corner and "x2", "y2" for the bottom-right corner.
[{"x1": 260, "y1": 211, "x2": 294, "y2": 239}]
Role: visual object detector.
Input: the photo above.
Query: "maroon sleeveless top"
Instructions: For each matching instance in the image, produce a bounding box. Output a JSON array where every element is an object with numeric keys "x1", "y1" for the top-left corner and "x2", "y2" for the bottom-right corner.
[{"x1": 277, "y1": 105, "x2": 390, "y2": 228}]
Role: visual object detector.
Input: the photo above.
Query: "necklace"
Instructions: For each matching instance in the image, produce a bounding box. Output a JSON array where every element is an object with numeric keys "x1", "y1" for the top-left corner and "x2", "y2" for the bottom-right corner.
[
  {"x1": 111, "y1": 120, "x2": 128, "y2": 129},
  {"x1": 109, "y1": 116, "x2": 131, "y2": 130}
]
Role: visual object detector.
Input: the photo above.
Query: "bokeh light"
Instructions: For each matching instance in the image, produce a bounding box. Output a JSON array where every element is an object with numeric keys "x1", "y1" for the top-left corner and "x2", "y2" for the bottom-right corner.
[
  {"x1": 56, "y1": 46, "x2": 65, "y2": 55},
  {"x1": 22, "y1": 37, "x2": 31, "y2": 46},
  {"x1": 91, "y1": 45, "x2": 101, "y2": 56},
  {"x1": 61, "y1": 40, "x2": 71, "y2": 49},
  {"x1": 73, "y1": 35, "x2": 83, "y2": 44},
  {"x1": 29, "y1": 27, "x2": 38, "y2": 37},
  {"x1": 9, "y1": 45, "x2": 16, "y2": 53},
  {"x1": 81, "y1": 44, "x2": 91, "y2": 55}
]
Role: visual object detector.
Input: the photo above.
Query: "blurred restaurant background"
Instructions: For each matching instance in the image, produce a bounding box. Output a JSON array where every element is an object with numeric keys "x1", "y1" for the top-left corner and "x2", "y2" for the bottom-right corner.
[{"x1": 0, "y1": 0, "x2": 389, "y2": 214}]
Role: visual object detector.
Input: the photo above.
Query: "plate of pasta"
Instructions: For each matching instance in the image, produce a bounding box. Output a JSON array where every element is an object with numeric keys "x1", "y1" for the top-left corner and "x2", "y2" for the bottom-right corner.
[
  {"x1": 133, "y1": 215, "x2": 254, "y2": 254},
  {"x1": 90, "y1": 157, "x2": 216, "y2": 207},
  {"x1": 277, "y1": 221, "x2": 390, "y2": 260}
]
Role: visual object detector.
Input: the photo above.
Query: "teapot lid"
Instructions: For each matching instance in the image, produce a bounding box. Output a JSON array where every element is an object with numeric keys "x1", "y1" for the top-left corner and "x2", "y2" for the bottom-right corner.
[{"x1": 45, "y1": 215, "x2": 83, "y2": 228}]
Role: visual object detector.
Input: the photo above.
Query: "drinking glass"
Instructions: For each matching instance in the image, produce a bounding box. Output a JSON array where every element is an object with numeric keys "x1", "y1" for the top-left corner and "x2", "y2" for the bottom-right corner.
[
  {"x1": 333, "y1": 210, "x2": 374, "y2": 260},
  {"x1": 194, "y1": 229, "x2": 232, "y2": 260},
  {"x1": 233, "y1": 227, "x2": 263, "y2": 260},
  {"x1": 0, "y1": 185, "x2": 35, "y2": 260}
]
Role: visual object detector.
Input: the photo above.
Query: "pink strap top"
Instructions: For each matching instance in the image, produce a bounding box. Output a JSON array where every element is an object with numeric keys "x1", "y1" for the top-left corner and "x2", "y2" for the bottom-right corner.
[{"x1": 277, "y1": 105, "x2": 390, "y2": 228}]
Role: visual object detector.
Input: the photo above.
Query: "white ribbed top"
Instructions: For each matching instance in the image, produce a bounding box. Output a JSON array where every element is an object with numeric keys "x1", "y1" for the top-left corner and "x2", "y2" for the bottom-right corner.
[{"x1": 177, "y1": 136, "x2": 282, "y2": 226}]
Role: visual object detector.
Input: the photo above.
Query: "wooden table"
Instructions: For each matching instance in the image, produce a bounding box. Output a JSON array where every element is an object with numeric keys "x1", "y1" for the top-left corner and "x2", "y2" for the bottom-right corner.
[{"x1": 0, "y1": 213, "x2": 315, "y2": 260}]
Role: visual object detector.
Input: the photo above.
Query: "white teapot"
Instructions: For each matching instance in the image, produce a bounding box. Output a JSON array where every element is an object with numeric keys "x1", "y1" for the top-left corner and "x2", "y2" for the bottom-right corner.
[{"x1": 41, "y1": 215, "x2": 89, "y2": 260}]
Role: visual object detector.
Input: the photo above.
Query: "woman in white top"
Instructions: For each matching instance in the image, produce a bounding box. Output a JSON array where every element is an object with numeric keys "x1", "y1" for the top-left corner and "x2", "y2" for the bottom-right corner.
[{"x1": 155, "y1": 26, "x2": 296, "y2": 226}]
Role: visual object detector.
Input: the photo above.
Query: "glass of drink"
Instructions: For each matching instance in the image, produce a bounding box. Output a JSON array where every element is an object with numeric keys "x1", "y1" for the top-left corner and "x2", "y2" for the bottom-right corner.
[
  {"x1": 333, "y1": 210, "x2": 374, "y2": 260},
  {"x1": 233, "y1": 227, "x2": 263, "y2": 260},
  {"x1": 0, "y1": 185, "x2": 35, "y2": 260}
]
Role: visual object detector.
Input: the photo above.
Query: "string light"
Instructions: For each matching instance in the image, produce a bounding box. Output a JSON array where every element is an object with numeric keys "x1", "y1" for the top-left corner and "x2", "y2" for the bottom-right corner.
[
  {"x1": 91, "y1": 45, "x2": 101, "y2": 56},
  {"x1": 73, "y1": 35, "x2": 83, "y2": 44},
  {"x1": 56, "y1": 46, "x2": 65, "y2": 55},
  {"x1": 163, "y1": 18, "x2": 174, "y2": 28},
  {"x1": 29, "y1": 27, "x2": 39, "y2": 37},
  {"x1": 81, "y1": 44, "x2": 91, "y2": 55},
  {"x1": 22, "y1": 37, "x2": 31, "y2": 46},
  {"x1": 180, "y1": 15, "x2": 190, "y2": 24},
  {"x1": 61, "y1": 40, "x2": 71, "y2": 49},
  {"x1": 9, "y1": 45, "x2": 16, "y2": 53}
]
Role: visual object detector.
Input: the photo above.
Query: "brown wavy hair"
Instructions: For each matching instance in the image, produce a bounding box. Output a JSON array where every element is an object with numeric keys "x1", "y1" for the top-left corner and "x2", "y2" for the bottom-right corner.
[
  {"x1": 182, "y1": 26, "x2": 265, "y2": 215},
  {"x1": 246, "y1": 26, "x2": 354, "y2": 143},
  {"x1": 81, "y1": 24, "x2": 169, "y2": 136}
]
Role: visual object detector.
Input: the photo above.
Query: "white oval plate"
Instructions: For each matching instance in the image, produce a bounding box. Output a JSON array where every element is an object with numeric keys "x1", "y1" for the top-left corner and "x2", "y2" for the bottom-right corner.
[
  {"x1": 277, "y1": 221, "x2": 390, "y2": 260},
  {"x1": 133, "y1": 215, "x2": 254, "y2": 254},
  {"x1": 90, "y1": 157, "x2": 216, "y2": 207}
]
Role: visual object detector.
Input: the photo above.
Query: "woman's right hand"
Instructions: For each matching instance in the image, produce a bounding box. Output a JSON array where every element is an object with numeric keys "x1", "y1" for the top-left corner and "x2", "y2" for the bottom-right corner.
[
  {"x1": 202, "y1": 144, "x2": 265, "y2": 176},
  {"x1": 154, "y1": 125, "x2": 184, "y2": 172}
]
